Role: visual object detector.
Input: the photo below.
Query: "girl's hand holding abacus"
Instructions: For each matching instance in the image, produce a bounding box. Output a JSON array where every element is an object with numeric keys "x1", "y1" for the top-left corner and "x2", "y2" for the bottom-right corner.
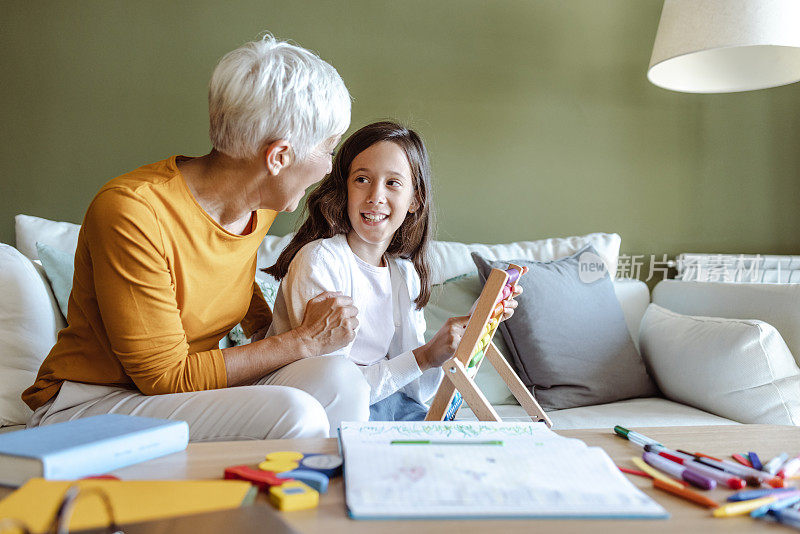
[
  {"x1": 468, "y1": 266, "x2": 528, "y2": 321},
  {"x1": 412, "y1": 315, "x2": 470, "y2": 371},
  {"x1": 296, "y1": 291, "x2": 359, "y2": 357},
  {"x1": 500, "y1": 266, "x2": 528, "y2": 321}
]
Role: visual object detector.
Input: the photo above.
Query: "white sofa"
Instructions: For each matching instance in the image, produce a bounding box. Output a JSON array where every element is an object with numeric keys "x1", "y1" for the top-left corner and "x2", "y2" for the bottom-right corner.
[{"x1": 2, "y1": 214, "x2": 799, "y2": 434}]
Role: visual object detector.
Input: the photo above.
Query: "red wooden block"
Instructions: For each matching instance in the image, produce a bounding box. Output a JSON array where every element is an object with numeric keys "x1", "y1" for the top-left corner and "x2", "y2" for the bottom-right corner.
[{"x1": 224, "y1": 465, "x2": 293, "y2": 491}]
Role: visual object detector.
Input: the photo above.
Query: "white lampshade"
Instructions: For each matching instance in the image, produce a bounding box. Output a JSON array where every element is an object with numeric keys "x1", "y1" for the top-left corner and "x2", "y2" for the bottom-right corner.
[{"x1": 648, "y1": 0, "x2": 800, "y2": 93}]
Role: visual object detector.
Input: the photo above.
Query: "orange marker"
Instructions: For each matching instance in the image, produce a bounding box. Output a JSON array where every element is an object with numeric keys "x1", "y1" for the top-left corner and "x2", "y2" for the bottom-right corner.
[
  {"x1": 652, "y1": 478, "x2": 720, "y2": 508},
  {"x1": 768, "y1": 477, "x2": 786, "y2": 488}
]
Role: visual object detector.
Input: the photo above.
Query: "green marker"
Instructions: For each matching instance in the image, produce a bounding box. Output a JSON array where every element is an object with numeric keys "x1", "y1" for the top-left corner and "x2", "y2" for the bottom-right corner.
[
  {"x1": 613, "y1": 425, "x2": 663, "y2": 448},
  {"x1": 390, "y1": 440, "x2": 503, "y2": 445}
]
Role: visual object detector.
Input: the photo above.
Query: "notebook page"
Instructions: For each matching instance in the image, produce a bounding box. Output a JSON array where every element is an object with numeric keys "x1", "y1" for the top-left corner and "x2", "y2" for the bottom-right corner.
[{"x1": 341, "y1": 422, "x2": 667, "y2": 519}]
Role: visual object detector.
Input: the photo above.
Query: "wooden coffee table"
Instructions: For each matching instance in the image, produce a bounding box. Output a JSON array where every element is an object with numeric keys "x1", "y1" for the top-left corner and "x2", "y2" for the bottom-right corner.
[{"x1": 9, "y1": 425, "x2": 800, "y2": 533}]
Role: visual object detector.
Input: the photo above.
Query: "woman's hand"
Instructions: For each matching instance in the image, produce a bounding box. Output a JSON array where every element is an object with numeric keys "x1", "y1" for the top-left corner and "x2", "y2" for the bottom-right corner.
[
  {"x1": 413, "y1": 316, "x2": 470, "y2": 372},
  {"x1": 294, "y1": 291, "x2": 359, "y2": 357}
]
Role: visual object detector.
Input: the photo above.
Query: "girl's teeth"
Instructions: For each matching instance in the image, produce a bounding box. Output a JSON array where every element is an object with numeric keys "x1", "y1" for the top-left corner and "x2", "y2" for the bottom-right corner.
[{"x1": 363, "y1": 214, "x2": 387, "y2": 221}]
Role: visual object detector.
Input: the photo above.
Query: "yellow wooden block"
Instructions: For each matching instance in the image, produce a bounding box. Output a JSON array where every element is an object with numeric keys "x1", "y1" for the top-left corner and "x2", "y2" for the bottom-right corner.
[
  {"x1": 269, "y1": 481, "x2": 319, "y2": 511},
  {"x1": 258, "y1": 459, "x2": 299, "y2": 473},
  {"x1": 266, "y1": 451, "x2": 305, "y2": 462}
]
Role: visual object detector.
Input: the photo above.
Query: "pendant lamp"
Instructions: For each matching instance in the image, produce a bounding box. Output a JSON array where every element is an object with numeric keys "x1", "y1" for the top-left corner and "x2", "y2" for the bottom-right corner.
[{"x1": 648, "y1": 0, "x2": 800, "y2": 93}]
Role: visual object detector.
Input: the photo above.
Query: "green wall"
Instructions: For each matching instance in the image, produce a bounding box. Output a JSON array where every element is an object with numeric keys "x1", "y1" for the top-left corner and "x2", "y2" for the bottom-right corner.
[{"x1": 3, "y1": 0, "x2": 799, "y2": 272}]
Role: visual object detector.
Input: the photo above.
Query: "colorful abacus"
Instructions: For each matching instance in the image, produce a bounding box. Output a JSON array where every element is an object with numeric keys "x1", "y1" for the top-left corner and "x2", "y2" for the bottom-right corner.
[{"x1": 425, "y1": 264, "x2": 552, "y2": 426}]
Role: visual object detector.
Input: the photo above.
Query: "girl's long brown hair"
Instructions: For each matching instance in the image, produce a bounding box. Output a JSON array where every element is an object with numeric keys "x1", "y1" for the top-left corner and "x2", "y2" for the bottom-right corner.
[{"x1": 264, "y1": 121, "x2": 434, "y2": 309}]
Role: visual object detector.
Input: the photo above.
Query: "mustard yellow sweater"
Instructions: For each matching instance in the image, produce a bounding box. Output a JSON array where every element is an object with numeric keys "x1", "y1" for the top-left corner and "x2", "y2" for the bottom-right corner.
[{"x1": 23, "y1": 156, "x2": 275, "y2": 411}]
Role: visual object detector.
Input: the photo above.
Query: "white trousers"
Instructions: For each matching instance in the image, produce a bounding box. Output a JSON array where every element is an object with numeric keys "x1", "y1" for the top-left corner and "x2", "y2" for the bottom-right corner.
[{"x1": 28, "y1": 356, "x2": 371, "y2": 442}]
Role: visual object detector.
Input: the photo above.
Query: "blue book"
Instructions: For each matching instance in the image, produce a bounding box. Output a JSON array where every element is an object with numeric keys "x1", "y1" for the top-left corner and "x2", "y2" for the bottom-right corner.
[{"x1": 0, "y1": 414, "x2": 189, "y2": 487}]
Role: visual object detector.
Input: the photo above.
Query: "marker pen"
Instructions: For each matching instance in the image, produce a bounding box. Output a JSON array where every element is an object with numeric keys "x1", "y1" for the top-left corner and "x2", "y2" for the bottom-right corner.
[{"x1": 642, "y1": 452, "x2": 716, "y2": 490}]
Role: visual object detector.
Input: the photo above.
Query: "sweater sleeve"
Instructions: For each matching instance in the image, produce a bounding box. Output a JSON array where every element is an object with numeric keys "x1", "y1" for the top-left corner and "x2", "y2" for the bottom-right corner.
[
  {"x1": 241, "y1": 281, "x2": 272, "y2": 338},
  {"x1": 84, "y1": 189, "x2": 227, "y2": 395}
]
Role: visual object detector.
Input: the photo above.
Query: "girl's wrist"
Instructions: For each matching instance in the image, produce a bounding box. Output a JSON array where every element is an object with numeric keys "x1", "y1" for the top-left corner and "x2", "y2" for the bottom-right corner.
[{"x1": 413, "y1": 346, "x2": 430, "y2": 372}]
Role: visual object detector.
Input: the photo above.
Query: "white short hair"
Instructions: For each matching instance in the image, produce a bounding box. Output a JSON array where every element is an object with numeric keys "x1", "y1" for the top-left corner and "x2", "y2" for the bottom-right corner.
[{"x1": 208, "y1": 35, "x2": 351, "y2": 160}]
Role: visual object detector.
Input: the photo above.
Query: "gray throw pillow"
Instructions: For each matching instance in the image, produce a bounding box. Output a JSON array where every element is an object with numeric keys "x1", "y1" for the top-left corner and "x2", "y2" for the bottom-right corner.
[{"x1": 472, "y1": 246, "x2": 658, "y2": 410}]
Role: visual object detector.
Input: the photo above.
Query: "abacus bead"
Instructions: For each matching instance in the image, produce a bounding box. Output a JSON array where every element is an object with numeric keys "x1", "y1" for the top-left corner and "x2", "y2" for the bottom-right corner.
[
  {"x1": 501, "y1": 285, "x2": 511, "y2": 300},
  {"x1": 505, "y1": 268, "x2": 520, "y2": 285}
]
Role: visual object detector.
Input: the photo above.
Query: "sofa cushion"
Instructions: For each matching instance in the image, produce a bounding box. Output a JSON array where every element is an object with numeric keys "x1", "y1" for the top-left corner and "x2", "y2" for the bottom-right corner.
[
  {"x1": 639, "y1": 304, "x2": 800, "y2": 425},
  {"x1": 0, "y1": 244, "x2": 65, "y2": 427},
  {"x1": 15, "y1": 214, "x2": 80, "y2": 261},
  {"x1": 255, "y1": 232, "x2": 622, "y2": 286},
  {"x1": 472, "y1": 247, "x2": 658, "y2": 411},
  {"x1": 255, "y1": 233, "x2": 298, "y2": 273},
  {"x1": 652, "y1": 279, "x2": 800, "y2": 367},
  {"x1": 612, "y1": 278, "x2": 650, "y2": 352},
  {"x1": 456, "y1": 397, "x2": 739, "y2": 429},
  {"x1": 36, "y1": 242, "x2": 75, "y2": 321},
  {"x1": 427, "y1": 232, "x2": 621, "y2": 285}
]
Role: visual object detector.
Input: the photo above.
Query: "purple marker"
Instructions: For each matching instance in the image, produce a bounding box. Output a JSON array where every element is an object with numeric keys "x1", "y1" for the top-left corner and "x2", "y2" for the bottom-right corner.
[{"x1": 642, "y1": 452, "x2": 716, "y2": 490}]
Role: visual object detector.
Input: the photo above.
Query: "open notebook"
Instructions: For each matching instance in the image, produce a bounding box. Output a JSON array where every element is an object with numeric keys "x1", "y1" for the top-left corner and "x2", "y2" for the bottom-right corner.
[{"x1": 340, "y1": 421, "x2": 668, "y2": 520}]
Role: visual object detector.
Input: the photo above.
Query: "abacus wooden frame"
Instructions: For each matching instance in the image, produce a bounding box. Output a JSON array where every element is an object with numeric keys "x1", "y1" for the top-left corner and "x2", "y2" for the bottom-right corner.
[{"x1": 424, "y1": 265, "x2": 552, "y2": 427}]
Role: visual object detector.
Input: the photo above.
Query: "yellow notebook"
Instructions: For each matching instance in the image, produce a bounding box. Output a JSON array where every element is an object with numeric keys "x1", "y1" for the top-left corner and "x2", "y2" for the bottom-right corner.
[{"x1": 0, "y1": 478, "x2": 255, "y2": 533}]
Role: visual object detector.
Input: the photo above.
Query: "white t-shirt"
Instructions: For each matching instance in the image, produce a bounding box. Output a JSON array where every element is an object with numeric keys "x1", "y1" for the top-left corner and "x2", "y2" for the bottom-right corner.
[{"x1": 347, "y1": 254, "x2": 395, "y2": 366}]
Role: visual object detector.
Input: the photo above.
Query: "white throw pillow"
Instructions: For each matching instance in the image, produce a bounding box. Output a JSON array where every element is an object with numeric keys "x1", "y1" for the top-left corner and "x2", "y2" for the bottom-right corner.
[
  {"x1": 0, "y1": 244, "x2": 65, "y2": 426},
  {"x1": 429, "y1": 233, "x2": 621, "y2": 285},
  {"x1": 639, "y1": 304, "x2": 800, "y2": 425},
  {"x1": 256, "y1": 232, "x2": 621, "y2": 285},
  {"x1": 255, "y1": 233, "x2": 297, "y2": 272},
  {"x1": 15, "y1": 214, "x2": 81, "y2": 261}
]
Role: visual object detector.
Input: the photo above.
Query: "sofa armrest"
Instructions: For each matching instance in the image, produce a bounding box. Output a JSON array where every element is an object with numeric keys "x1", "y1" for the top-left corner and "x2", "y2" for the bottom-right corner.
[{"x1": 652, "y1": 280, "x2": 800, "y2": 366}]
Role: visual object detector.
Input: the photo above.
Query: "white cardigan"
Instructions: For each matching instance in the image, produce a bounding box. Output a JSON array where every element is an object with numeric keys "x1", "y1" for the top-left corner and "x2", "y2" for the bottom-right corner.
[{"x1": 268, "y1": 234, "x2": 443, "y2": 405}]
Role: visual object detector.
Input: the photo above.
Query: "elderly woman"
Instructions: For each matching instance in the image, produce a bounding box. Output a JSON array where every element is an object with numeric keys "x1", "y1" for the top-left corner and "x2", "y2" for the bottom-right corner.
[{"x1": 21, "y1": 36, "x2": 370, "y2": 440}]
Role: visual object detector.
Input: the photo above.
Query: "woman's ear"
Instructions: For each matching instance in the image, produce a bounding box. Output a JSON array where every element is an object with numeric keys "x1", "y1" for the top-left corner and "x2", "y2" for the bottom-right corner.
[
  {"x1": 264, "y1": 140, "x2": 293, "y2": 175},
  {"x1": 409, "y1": 198, "x2": 420, "y2": 214}
]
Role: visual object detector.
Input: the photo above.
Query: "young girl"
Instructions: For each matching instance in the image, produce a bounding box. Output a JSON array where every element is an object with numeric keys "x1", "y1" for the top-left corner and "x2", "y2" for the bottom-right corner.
[{"x1": 265, "y1": 121, "x2": 514, "y2": 421}]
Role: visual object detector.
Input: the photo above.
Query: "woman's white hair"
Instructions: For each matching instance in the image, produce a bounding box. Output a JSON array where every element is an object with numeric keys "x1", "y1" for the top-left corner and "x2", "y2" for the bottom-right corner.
[{"x1": 208, "y1": 35, "x2": 351, "y2": 160}]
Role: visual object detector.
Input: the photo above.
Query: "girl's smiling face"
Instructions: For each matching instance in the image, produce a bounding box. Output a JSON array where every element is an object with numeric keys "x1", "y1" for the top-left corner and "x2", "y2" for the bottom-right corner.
[{"x1": 346, "y1": 141, "x2": 418, "y2": 266}]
